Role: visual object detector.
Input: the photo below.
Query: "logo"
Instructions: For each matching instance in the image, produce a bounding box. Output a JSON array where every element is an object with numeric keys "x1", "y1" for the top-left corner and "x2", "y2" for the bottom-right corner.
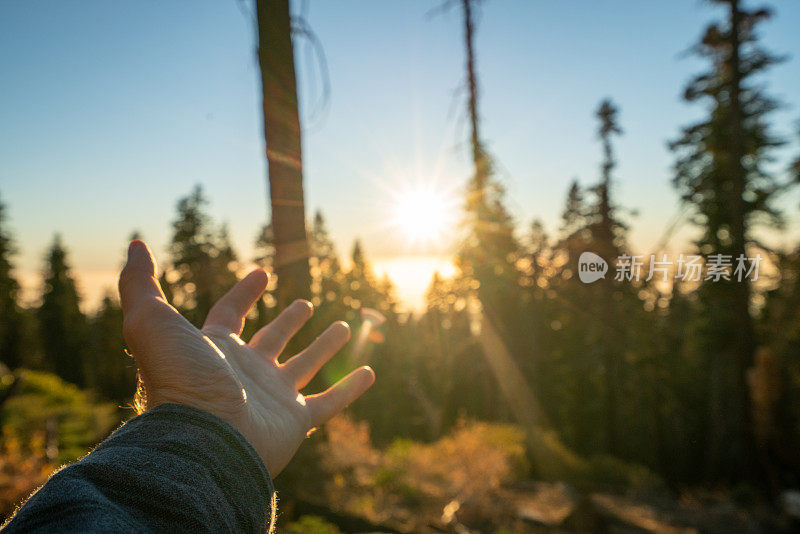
[{"x1": 578, "y1": 252, "x2": 608, "y2": 284}]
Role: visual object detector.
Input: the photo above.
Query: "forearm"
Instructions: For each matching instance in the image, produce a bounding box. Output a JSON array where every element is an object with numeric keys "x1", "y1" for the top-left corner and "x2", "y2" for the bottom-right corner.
[{"x1": 2, "y1": 404, "x2": 275, "y2": 533}]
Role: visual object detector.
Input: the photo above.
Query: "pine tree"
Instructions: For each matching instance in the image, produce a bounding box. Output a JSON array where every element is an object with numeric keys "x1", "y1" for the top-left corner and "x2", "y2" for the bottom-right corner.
[
  {"x1": 254, "y1": 222, "x2": 275, "y2": 274},
  {"x1": 587, "y1": 99, "x2": 627, "y2": 259},
  {"x1": 558, "y1": 180, "x2": 589, "y2": 251},
  {"x1": 0, "y1": 195, "x2": 24, "y2": 369},
  {"x1": 166, "y1": 186, "x2": 239, "y2": 327},
  {"x1": 343, "y1": 240, "x2": 380, "y2": 317},
  {"x1": 422, "y1": 271, "x2": 495, "y2": 428},
  {"x1": 87, "y1": 292, "x2": 136, "y2": 403},
  {"x1": 453, "y1": 0, "x2": 521, "y2": 337},
  {"x1": 37, "y1": 235, "x2": 87, "y2": 386},
  {"x1": 522, "y1": 219, "x2": 550, "y2": 287},
  {"x1": 669, "y1": 0, "x2": 785, "y2": 480},
  {"x1": 241, "y1": 222, "x2": 277, "y2": 341},
  {"x1": 587, "y1": 99, "x2": 628, "y2": 455},
  {"x1": 309, "y1": 211, "x2": 344, "y2": 308},
  {"x1": 549, "y1": 183, "x2": 609, "y2": 454}
]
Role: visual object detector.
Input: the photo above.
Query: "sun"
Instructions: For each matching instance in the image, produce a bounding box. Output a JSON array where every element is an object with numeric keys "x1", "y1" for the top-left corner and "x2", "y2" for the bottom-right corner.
[{"x1": 391, "y1": 185, "x2": 458, "y2": 244}]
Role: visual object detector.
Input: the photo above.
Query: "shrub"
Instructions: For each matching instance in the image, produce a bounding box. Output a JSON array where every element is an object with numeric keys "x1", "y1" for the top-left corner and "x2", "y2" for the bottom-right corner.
[
  {"x1": 283, "y1": 515, "x2": 342, "y2": 534},
  {"x1": 0, "y1": 429, "x2": 53, "y2": 520},
  {"x1": 1, "y1": 370, "x2": 119, "y2": 464},
  {"x1": 317, "y1": 415, "x2": 529, "y2": 528}
]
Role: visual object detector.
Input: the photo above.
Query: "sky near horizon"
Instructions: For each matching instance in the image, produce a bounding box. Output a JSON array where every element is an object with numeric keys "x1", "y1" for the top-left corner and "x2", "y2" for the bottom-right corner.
[{"x1": 1, "y1": 0, "x2": 800, "y2": 311}]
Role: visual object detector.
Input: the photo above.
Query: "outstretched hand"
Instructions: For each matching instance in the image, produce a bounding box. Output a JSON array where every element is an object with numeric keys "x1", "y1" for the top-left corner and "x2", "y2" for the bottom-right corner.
[{"x1": 118, "y1": 240, "x2": 375, "y2": 475}]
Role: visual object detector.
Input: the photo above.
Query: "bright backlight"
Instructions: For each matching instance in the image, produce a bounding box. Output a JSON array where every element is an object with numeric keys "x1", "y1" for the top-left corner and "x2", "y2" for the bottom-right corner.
[{"x1": 392, "y1": 186, "x2": 456, "y2": 244}]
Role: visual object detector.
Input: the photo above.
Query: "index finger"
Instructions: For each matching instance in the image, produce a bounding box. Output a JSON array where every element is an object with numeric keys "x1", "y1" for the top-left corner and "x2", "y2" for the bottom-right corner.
[{"x1": 203, "y1": 269, "x2": 269, "y2": 335}]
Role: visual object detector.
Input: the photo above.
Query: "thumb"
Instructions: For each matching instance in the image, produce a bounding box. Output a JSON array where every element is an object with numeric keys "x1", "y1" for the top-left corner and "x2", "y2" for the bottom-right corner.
[{"x1": 119, "y1": 240, "x2": 166, "y2": 314}]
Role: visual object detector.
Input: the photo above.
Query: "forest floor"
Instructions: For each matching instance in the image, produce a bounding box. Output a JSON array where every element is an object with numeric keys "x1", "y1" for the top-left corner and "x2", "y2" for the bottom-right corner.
[
  {"x1": 280, "y1": 480, "x2": 799, "y2": 533},
  {"x1": 498, "y1": 480, "x2": 797, "y2": 534}
]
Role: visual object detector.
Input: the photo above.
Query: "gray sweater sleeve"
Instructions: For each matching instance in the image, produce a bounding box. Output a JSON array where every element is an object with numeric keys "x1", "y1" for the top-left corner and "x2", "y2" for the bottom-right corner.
[{"x1": 1, "y1": 403, "x2": 275, "y2": 533}]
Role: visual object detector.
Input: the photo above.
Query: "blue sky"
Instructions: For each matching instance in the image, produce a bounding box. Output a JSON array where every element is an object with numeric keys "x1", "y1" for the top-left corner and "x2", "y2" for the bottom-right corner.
[{"x1": 1, "y1": 0, "x2": 799, "y2": 309}]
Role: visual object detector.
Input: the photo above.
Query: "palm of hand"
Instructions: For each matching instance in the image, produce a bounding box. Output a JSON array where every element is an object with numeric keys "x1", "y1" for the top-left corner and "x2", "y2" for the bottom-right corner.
[{"x1": 119, "y1": 240, "x2": 374, "y2": 475}]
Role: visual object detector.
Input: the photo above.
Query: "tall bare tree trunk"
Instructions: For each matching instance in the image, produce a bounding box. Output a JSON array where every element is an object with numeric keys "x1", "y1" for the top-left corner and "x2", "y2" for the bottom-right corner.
[
  {"x1": 457, "y1": 1, "x2": 563, "y2": 475},
  {"x1": 462, "y1": 0, "x2": 488, "y2": 202},
  {"x1": 256, "y1": 0, "x2": 312, "y2": 308}
]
